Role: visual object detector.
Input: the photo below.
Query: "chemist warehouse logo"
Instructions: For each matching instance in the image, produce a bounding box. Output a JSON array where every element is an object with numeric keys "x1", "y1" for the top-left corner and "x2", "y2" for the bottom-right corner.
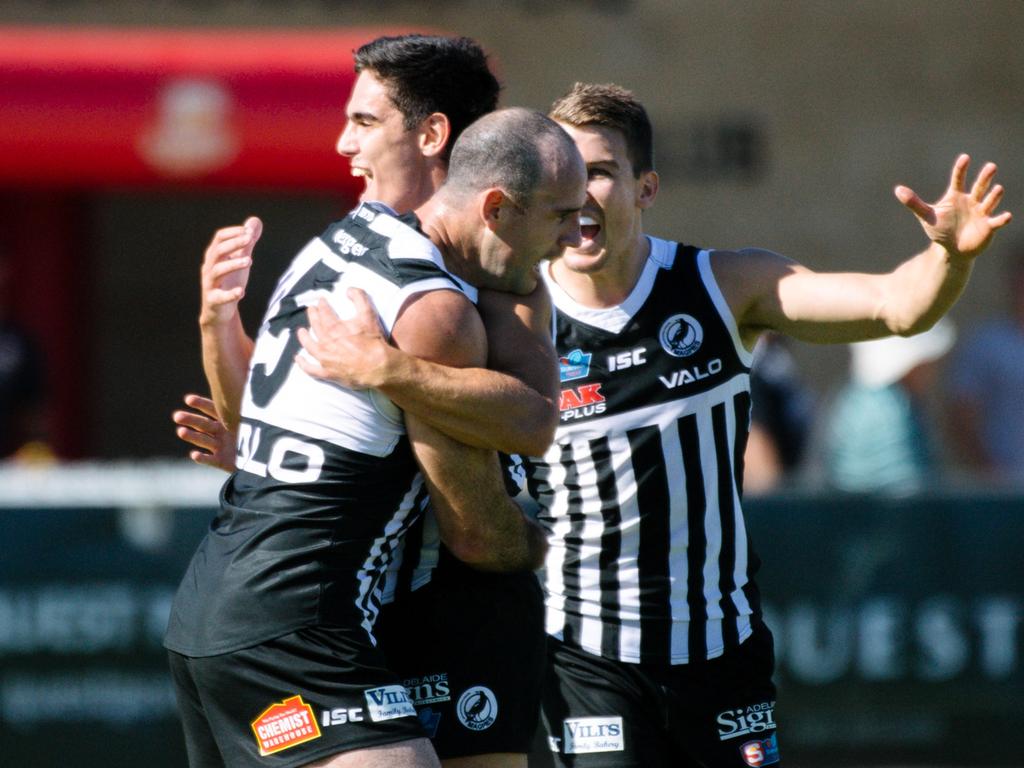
[{"x1": 251, "y1": 695, "x2": 322, "y2": 756}]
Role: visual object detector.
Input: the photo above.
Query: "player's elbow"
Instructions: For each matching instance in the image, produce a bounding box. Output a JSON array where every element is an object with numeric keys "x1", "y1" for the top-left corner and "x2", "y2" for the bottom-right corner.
[
  {"x1": 444, "y1": 521, "x2": 548, "y2": 573},
  {"x1": 508, "y1": 401, "x2": 558, "y2": 458}
]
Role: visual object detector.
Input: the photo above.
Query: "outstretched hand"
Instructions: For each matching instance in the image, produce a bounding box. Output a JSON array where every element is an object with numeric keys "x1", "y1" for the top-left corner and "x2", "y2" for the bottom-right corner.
[
  {"x1": 200, "y1": 216, "x2": 263, "y2": 326},
  {"x1": 895, "y1": 154, "x2": 1012, "y2": 262},
  {"x1": 172, "y1": 394, "x2": 237, "y2": 473},
  {"x1": 295, "y1": 289, "x2": 392, "y2": 389}
]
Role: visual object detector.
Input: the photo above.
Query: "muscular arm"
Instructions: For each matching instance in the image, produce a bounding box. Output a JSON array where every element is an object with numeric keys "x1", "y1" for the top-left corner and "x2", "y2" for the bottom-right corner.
[
  {"x1": 297, "y1": 282, "x2": 559, "y2": 456},
  {"x1": 720, "y1": 155, "x2": 1011, "y2": 348},
  {"x1": 390, "y1": 288, "x2": 548, "y2": 572}
]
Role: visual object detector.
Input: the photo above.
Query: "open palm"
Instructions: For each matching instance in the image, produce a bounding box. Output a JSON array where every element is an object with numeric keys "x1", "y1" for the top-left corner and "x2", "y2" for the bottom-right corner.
[{"x1": 895, "y1": 154, "x2": 1012, "y2": 261}]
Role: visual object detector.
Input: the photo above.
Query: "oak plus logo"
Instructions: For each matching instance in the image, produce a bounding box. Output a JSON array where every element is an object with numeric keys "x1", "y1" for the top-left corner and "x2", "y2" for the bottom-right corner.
[
  {"x1": 559, "y1": 383, "x2": 606, "y2": 422},
  {"x1": 250, "y1": 695, "x2": 321, "y2": 756},
  {"x1": 456, "y1": 686, "x2": 498, "y2": 731},
  {"x1": 658, "y1": 314, "x2": 703, "y2": 357}
]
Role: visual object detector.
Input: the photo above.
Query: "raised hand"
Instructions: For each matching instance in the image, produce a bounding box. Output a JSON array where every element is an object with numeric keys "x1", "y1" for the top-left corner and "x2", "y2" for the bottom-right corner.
[
  {"x1": 200, "y1": 217, "x2": 262, "y2": 327},
  {"x1": 295, "y1": 290, "x2": 392, "y2": 389},
  {"x1": 895, "y1": 154, "x2": 1012, "y2": 262},
  {"x1": 172, "y1": 394, "x2": 238, "y2": 473}
]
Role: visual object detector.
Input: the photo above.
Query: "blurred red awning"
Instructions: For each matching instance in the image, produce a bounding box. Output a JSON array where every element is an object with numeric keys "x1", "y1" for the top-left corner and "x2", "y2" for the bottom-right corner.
[{"x1": 0, "y1": 26, "x2": 406, "y2": 190}]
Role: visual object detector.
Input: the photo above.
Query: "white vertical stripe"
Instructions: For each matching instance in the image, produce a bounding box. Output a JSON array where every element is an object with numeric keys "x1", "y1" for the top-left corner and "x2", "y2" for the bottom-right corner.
[
  {"x1": 729, "y1": 397, "x2": 753, "y2": 618},
  {"x1": 662, "y1": 411, "x2": 692, "y2": 663},
  {"x1": 357, "y1": 475, "x2": 424, "y2": 640},
  {"x1": 698, "y1": 405, "x2": 723, "y2": 616},
  {"x1": 540, "y1": 448, "x2": 572, "y2": 635}
]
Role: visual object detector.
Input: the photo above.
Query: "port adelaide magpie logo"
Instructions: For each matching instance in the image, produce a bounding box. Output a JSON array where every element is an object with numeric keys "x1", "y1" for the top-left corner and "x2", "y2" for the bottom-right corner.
[
  {"x1": 659, "y1": 313, "x2": 703, "y2": 357},
  {"x1": 456, "y1": 686, "x2": 498, "y2": 731}
]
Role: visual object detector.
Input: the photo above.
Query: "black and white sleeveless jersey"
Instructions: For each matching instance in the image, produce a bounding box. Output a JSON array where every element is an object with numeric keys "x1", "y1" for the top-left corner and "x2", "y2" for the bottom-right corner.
[
  {"x1": 165, "y1": 202, "x2": 473, "y2": 657},
  {"x1": 524, "y1": 236, "x2": 762, "y2": 665}
]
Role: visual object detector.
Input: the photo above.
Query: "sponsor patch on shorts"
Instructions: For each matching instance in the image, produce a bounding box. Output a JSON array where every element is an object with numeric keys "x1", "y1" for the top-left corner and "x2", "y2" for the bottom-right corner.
[
  {"x1": 456, "y1": 686, "x2": 498, "y2": 731},
  {"x1": 250, "y1": 695, "x2": 321, "y2": 756},
  {"x1": 740, "y1": 733, "x2": 780, "y2": 766},
  {"x1": 363, "y1": 685, "x2": 417, "y2": 722},
  {"x1": 562, "y1": 716, "x2": 624, "y2": 754},
  {"x1": 716, "y1": 700, "x2": 777, "y2": 741}
]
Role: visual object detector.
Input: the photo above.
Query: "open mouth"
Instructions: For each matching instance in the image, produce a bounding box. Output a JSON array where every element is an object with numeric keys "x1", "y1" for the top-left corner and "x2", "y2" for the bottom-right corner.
[
  {"x1": 580, "y1": 214, "x2": 601, "y2": 241},
  {"x1": 351, "y1": 166, "x2": 370, "y2": 180}
]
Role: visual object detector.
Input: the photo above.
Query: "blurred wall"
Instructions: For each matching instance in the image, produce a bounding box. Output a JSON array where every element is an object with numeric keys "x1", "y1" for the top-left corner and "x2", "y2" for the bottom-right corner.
[{"x1": 2, "y1": 0, "x2": 1021, "y2": 457}]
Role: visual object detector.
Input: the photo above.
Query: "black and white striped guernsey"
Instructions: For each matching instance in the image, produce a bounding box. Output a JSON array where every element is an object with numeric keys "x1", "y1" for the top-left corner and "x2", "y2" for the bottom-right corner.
[
  {"x1": 524, "y1": 236, "x2": 762, "y2": 665},
  {"x1": 164, "y1": 202, "x2": 472, "y2": 657}
]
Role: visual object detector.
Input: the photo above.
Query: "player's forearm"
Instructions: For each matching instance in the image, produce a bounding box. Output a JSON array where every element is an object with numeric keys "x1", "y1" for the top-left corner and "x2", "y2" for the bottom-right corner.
[
  {"x1": 200, "y1": 312, "x2": 254, "y2": 431},
  {"x1": 878, "y1": 242, "x2": 973, "y2": 335},
  {"x1": 379, "y1": 350, "x2": 557, "y2": 457},
  {"x1": 409, "y1": 416, "x2": 549, "y2": 573}
]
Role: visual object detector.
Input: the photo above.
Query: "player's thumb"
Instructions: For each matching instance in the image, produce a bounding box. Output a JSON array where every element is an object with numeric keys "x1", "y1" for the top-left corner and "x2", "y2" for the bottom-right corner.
[{"x1": 894, "y1": 186, "x2": 936, "y2": 225}]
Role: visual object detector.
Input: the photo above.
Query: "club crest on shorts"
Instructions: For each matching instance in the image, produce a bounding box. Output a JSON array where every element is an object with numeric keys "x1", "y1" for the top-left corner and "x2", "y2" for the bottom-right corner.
[
  {"x1": 250, "y1": 695, "x2": 322, "y2": 756},
  {"x1": 659, "y1": 313, "x2": 703, "y2": 357},
  {"x1": 456, "y1": 686, "x2": 498, "y2": 731}
]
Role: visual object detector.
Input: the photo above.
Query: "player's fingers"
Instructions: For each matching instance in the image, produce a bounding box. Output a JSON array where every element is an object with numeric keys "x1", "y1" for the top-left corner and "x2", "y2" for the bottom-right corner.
[
  {"x1": 948, "y1": 153, "x2": 970, "y2": 193},
  {"x1": 345, "y1": 288, "x2": 378, "y2": 322},
  {"x1": 208, "y1": 256, "x2": 252, "y2": 281},
  {"x1": 183, "y1": 394, "x2": 219, "y2": 420},
  {"x1": 243, "y1": 216, "x2": 263, "y2": 242},
  {"x1": 970, "y1": 162, "x2": 997, "y2": 202},
  {"x1": 894, "y1": 185, "x2": 936, "y2": 224},
  {"x1": 981, "y1": 184, "x2": 1004, "y2": 214},
  {"x1": 177, "y1": 425, "x2": 218, "y2": 452},
  {"x1": 989, "y1": 210, "x2": 1013, "y2": 230},
  {"x1": 296, "y1": 326, "x2": 321, "y2": 356},
  {"x1": 173, "y1": 410, "x2": 221, "y2": 437},
  {"x1": 294, "y1": 351, "x2": 327, "y2": 379}
]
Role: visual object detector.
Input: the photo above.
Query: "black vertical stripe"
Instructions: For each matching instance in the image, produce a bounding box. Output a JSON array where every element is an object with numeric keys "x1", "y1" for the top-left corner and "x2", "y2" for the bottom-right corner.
[
  {"x1": 678, "y1": 413, "x2": 707, "y2": 661},
  {"x1": 559, "y1": 442, "x2": 587, "y2": 647},
  {"x1": 630, "y1": 425, "x2": 672, "y2": 662},
  {"x1": 733, "y1": 390, "x2": 752, "y2": 500},
  {"x1": 591, "y1": 436, "x2": 623, "y2": 658},
  {"x1": 713, "y1": 402, "x2": 739, "y2": 651}
]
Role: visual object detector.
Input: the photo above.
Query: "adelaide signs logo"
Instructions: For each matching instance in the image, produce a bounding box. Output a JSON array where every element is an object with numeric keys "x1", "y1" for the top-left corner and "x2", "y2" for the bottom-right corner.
[
  {"x1": 251, "y1": 695, "x2": 322, "y2": 756},
  {"x1": 658, "y1": 314, "x2": 703, "y2": 357}
]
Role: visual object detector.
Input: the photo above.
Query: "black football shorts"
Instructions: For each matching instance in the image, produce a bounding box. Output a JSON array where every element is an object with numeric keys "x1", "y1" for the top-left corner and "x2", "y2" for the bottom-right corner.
[
  {"x1": 168, "y1": 625, "x2": 428, "y2": 768},
  {"x1": 540, "y1": 620, "x2": 781, "y2": 768},
  {"x1": 375, "y1": 558, "x2": 546, "y2": 759}
]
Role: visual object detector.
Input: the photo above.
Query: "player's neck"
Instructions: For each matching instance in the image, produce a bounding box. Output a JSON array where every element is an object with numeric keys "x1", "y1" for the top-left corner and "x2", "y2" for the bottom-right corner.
[{"x1": 552, "y1": 234, "x2": 650, "y2": 308}]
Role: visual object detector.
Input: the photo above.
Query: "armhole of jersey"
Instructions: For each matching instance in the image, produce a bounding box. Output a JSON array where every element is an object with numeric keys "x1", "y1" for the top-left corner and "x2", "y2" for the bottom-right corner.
[{"x1": 698, "y1": 249, "x2": 755, "y2": 368}]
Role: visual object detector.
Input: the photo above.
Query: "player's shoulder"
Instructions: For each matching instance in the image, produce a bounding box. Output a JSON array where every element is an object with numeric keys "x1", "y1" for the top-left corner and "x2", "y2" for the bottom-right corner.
[{"x1": 393, "y1": 287, "x2": 487, "y2": 369}]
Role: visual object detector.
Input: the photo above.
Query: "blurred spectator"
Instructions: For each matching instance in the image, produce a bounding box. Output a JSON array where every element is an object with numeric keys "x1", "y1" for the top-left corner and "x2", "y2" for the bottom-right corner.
[
  {"x1": 744, "y1": 332, "x2": 814, "y2": 494},
  {"x1": 947, "y1": 248, "x2": 1024, "y2": 486},
  {"x1": 822, "y1": 319, "x2": 955, "y2": 494},
  {"x1": 0, "y1": 254, "x2": 50, "y2": 461}
]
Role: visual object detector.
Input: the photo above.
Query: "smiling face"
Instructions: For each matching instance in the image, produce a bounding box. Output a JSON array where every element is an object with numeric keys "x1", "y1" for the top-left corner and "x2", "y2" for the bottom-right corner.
[
  {"x1": 334, "y1": 71, "x2": 433, "y2": 213},
  {"x1": 555, "y1": 122, "x2": 657, "y2": 278}
]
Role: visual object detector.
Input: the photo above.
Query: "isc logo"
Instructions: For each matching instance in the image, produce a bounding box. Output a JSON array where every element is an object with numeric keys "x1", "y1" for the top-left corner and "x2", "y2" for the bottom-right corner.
[{"x1": 607, "y1": 347, "x2": 646, "y2": 372}]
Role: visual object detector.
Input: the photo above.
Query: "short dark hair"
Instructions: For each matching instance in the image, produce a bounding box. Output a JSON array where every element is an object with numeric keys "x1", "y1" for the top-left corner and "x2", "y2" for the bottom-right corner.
[
  {"x1": 443, "y1": 108, "x2": 578, "y2": 207},
  {"x1": 354, "y1": 34, "x2": 501, "y2": 161},
  {"x1": 549, "y1": 82, "x2": 654, "y2": 176}
]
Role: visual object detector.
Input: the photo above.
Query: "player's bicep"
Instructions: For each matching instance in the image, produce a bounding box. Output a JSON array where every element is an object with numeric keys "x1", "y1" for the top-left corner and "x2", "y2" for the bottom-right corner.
[
  {"x1": 391, "y1": 288, "x2": 487, "y2": 368},
  {"x1": 721, "y1": 248, "x2": 891, "y2": 344},
  {"x1": 478, "y1": 285, "x2": 559, "y2": 402}
]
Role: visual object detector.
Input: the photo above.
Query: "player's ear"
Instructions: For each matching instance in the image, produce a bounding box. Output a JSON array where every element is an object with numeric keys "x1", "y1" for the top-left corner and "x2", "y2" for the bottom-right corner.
[
  {"x1": 636, "y1": 169, "x2": 659, "y2": 210},
  {"x1": 419, "y1": 112, "x2": 451, "y2": 158},
  {"x1": 481, "y1": 188, "x2": 510, "y2": 231}
]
